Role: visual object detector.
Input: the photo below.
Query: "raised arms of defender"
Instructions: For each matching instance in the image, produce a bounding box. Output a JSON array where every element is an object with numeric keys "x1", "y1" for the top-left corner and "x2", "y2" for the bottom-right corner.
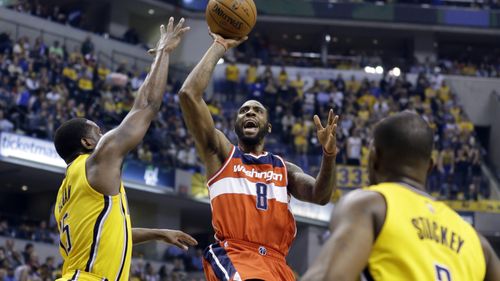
[
  {"x1": 178, "y1": 30, "x2": 246, "y2": 177},
  {"x1": 87, "y1": 18, "x2": 190, "y2": 196}
]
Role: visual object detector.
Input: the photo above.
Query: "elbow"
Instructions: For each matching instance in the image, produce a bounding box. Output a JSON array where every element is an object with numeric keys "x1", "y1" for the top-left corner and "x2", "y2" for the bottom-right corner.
[{"x1": 178, "y1": 88, "x2": 194, "y2": 102}]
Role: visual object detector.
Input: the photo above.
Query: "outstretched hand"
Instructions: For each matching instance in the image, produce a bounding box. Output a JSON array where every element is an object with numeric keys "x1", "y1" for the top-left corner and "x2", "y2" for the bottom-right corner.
[
  {"x1": 159, "y1": 229, "x2": 198, "y2": 251},
  {"x1": 314, "y1": 109, "x2": 339, "y2": 156},
  {"x1": 209, "y1": 28, "x2": 248, "y2": 51},
  {"x1": 148, "y1": 17, "x2": 190, "y2": 55}
]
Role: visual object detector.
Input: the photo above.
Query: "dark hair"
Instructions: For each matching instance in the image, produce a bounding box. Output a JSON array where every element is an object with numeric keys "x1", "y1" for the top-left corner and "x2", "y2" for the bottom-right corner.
[
  {"x1": 373, "y1": 111, "x2": 433, "y2": 166},
  {"x1": 54, "y1": 118, "x2": 91, "y2": 163}
]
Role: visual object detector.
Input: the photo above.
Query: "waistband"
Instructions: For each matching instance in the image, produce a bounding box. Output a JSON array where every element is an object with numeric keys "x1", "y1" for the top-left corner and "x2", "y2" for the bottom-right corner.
[
  {"x1": 222, "y1": 238, "x2": 286, "y2": 262},
  {"x1": 58, "y1": 270, "x2": 109, "y2": 281}
]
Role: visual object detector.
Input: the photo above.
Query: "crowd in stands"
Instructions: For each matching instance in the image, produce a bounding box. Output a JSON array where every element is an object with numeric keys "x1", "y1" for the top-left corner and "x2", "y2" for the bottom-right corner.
[
  {"x1": 215, "y1": 61, "x2": 490, "y2": 200},
  {"x1": 0, "y1": 237, "x2": 205, "y2": 281},
  {"x1": 0, "y1": 23, "x2": 494, "y2": 201},
  {"x1": 0, "y1": 216, "x2": 207, "y2": 281},
  {"x1": 6, "y1": 0, "x2": 85, "y2": 30},
  {"x1": 0, "y1": 30, "x2": 200, "y2": 170}
]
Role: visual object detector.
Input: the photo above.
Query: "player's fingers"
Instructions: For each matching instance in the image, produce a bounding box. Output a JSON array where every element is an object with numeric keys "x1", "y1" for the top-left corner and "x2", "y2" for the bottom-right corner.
[
  {"x1": 178, "y1": 26, "x2": 191, "y2": 36},
  {"x1": 327, "y1": 109, "x2": 333, "y2": 126},
  {"x1": 237, "y1": 36, "x2": 248, "y2": 44},
  {"x1": 180, "y1": 233, "x2": 198, "y2": 246},
  {"x1": 174, "y1": 17, "x2": 185, "y2": 32},
  {"x1": 167, "y1": 17, "x2": 174, "y2": 33},
  {"x1": 160, "y1": 24, "x2": 166, "y2": 36},
  {"x1": 333, "y1": 115, "x2": 339, "y2": 125},
  {"x1": 313, "y1": 115, "x2": 323, "y2": 130},
  {"x1": 147, "y1": 49, "x2": 156, "y2": 56},
  {"x1": 173, "y1": 240, "x2": 188, "y2": 251}
]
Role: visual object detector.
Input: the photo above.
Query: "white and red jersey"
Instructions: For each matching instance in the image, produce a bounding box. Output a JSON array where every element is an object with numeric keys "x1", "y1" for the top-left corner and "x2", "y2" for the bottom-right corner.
[{"x1": 207, "y1": 145, "x2": 296, "y2": 256}]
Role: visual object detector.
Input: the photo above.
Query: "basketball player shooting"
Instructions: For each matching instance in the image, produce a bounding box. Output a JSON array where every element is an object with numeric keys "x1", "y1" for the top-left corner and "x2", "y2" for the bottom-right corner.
[
  {"x1": 53, "y1": 18, "x2": 197, "y2": 281},
  {"x1": 177, "y1": 30, "x2": 339, "y2": 281},
  {"x1": 301, "y1": 112, "x2": 500, "y2": 281}
]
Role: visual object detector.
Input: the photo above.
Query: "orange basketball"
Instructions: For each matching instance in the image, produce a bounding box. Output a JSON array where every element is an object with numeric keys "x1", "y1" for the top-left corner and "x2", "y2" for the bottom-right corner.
[{"x1": 206, "y1": 0, "x2": 257, "y2": 39}]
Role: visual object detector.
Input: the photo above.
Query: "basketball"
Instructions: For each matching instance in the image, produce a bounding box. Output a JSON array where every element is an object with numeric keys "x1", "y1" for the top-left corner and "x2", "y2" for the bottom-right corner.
[{"x1": 206, "y1": 0, "x2": 257, "y2": 39}]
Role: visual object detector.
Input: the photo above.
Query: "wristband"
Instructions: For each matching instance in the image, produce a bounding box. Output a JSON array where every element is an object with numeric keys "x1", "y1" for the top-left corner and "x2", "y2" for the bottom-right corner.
[
  {"x1": 214, "y1": 39, "x2": 228, "y2": 52},
  {"x1": 323, "y1": 148, "x2": 336, "y2": 157}
]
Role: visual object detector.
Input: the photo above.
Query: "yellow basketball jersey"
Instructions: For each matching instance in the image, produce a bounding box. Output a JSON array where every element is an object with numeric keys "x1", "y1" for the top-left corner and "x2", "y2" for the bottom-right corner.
[
  {"x1": 364, "y1": 183, "x2": 485, "y2": 281},
  {"x1": 54, "y1": 154, "x2": 132, "y2": 281}
]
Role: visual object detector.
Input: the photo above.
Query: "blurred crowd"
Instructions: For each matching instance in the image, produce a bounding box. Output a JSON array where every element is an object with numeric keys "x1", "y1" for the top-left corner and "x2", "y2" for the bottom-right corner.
[
  {"x1": 0, "y1": 238, "x2": 58, "y2": 281},
  {"x1": 215, "y1": 61, "x2": 490, "y2": 200},
  {"x1": 0, "y1": 31, "x2": 200, "y2": 170},
  {"x1": 6, "y1": 0, "x2": 85, "y2": 30},
  {"x1": 0, "y1": 236, "x2": 205, "y2": 281},
  {"x1": 0, "y1": 27, "x2": 492, "y2": 200}
]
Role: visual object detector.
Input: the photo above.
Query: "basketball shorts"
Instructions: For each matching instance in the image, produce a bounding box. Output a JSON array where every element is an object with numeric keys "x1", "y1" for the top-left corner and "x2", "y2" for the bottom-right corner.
[{"x1": 203, "y1": 239, "x2": 295, "y2": 281}]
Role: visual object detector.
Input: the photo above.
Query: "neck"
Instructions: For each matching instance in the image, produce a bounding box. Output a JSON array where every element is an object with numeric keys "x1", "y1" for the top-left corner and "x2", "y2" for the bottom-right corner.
[
  {"x1": 377, "y1": 168, "x2": 427, "y2": 191},
  {"x1": 238, "y1": 141, "x2": 265, "y2": 155}
]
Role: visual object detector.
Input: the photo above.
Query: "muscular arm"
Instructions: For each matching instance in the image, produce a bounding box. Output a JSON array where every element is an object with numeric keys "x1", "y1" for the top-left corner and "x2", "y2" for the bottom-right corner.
[
  {"x1": 132, "y1": 228, "x2": 197, "y2": 250},
  {"x1": 178, "y1": 42, "x2": 231, "y2": 165},
  {"x1": 87, "y1": 19, "x2": 188, "y2": 195},
  {"x1": 286, "y1": 153, "x2": 336, "y2": 205},
  {"x1": 480, "y1": 234, "x2": 500, "y2": 281},
  {"x1": 301, "y1": 190, "x2": 386, "y2": 281}
]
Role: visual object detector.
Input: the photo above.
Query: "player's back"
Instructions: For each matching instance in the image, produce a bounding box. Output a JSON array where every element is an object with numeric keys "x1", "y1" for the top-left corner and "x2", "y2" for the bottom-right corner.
[
  {"x1": 364, "y1": 182, "x2": 485, "y2": 281},
  {"x1": 54, "y1": 154, "x2": 132, "y2": 281},
  {"x1": 207, "y1": 146, "x2": 296, "y2": 256}
]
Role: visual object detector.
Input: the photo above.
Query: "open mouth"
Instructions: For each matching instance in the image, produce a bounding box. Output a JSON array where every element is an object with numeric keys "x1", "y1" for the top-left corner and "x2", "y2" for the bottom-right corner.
[{"x1": 243, "y1": 120, "x2": 258, "y2": 134}]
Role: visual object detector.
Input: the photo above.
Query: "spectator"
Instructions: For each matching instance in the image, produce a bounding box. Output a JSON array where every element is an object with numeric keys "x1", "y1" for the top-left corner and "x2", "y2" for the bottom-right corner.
[
  {"x1": 292, "y1": 118, "x2": 309, "y2": 154},
  {"x1": 0, "y1": 109, "x2": 14, "y2": 132},
  {"x1": 224, "y1": 60, "x2": 239, "y2": 101},
  {"x1": 81, "y1": 36, "x2": 94, "y2": 56},
  {"x1": 190, "y1": 249, "x2": 203, "y2": 272},
  {"x1": 346, "y1": 129, "x2": 362, "y2": 166},
  {"x1": 49, "y1": 41, "x2": 64, "y2": 59}
]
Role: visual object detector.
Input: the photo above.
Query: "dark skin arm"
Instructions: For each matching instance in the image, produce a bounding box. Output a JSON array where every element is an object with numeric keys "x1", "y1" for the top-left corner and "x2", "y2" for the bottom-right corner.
[
  {"x1": 287, "y1": 110, "x2": 339, "y2": 205},
  {"x1": 132, "y1": 228, "x2": 198, "y2": 250},
  {"x1": 480, "y1": 234, "x2": 500, "y2": 281},
  {"x1": 301, "y1": 189, "x2": 386, "y2": 281},
  {"x1": 86, "y1": 18, "x2": 189, "y2": 195},
  {"x1": 178, "y1": 30, "x2": 246, "y2": 177}
]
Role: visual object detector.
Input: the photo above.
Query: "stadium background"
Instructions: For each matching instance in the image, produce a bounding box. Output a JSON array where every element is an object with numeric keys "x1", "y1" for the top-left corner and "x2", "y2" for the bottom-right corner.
[{"x1": 0, "y1": 0, "x2": 500, "y2": 280}]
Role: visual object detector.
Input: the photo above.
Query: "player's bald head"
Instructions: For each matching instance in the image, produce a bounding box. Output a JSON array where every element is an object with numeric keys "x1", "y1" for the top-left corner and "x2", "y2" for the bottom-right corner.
[
  {"x1": 373, "y1": 111, "x2": 433, "y2": 165},
  {"x1": 367, "y1": 111, "x2": 434, "y2": 188}
]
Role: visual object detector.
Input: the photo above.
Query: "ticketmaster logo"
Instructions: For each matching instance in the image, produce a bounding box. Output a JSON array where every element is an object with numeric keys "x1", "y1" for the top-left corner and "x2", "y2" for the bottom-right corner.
[
  {"x1": 0, "y1": 132, "x2": 65, "y2": 167},
  {"x1": 233, "y1": 165, "x2": 283, "y2": 182}
]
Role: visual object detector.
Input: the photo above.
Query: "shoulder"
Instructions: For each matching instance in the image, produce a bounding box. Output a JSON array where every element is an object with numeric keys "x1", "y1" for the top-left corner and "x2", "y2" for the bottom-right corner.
[{"x1": 331, "y1": 189, "x2": 386, "y2": 230}]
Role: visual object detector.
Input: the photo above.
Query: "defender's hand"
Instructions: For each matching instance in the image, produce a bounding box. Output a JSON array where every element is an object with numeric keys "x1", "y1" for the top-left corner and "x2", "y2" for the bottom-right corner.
[
  {"x1": 159, "y1": 229, "x2": 198, "y2": 250},
  {"x1": 209, "y1": 28, "x2": 247, "y2": 51},
  {"x1": 314, "y1": 109, "x2": 339, "y2": 156},
  {"x1": 148, "y1": 17, "x2": 190, "y2": 55}
]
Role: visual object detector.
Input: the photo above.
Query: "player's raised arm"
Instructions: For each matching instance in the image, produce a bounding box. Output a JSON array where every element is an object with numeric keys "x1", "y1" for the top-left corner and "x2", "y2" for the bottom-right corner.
[
  {"x1": 287, "y1": 109, "x2": 339, "y2": 205},
  {"x1": 87, "y1": 18, "x2": 189, "y2": 195},
  {"x1": 301, "y1": 190, "x2": 385, "y2": 281},
  {"x1": 178, "y1": 30, "x2": 246, "y2": 164}
]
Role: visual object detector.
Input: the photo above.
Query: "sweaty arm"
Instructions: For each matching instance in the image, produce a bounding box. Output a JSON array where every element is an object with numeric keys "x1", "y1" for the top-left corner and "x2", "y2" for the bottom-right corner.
[
  {"x1": 87, "y1": 18, "x2": 189, "y2": 195},
  {"x1": 480, "y1": 234, "x2": 500, "y2": 281},
  {"x1": 132, "y1": 228, "x2": 198, "y2": 250},
  {"x1": 301, "y1": 190, "x2": 386, "y2": 281},
  {"x1": 288, "y1": 110, "x2": 339, "y2": 205},
  {"x1": 286, "y1": 155, "x2": 336, "y2": 205},
  {"x1": 178, "y1": 42, "x2": 231, "y2": 167}
]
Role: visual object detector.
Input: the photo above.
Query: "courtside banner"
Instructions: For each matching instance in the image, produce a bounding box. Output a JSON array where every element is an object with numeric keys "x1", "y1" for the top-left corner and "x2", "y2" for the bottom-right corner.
[{"x1": 0, "y1": 132, "x2": 66, "y2": 168}]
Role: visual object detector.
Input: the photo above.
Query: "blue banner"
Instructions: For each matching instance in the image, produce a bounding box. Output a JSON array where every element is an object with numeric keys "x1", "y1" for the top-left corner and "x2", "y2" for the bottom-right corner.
[{"x1": 118, "y1": 160, "x2": 175, "y2": 191}]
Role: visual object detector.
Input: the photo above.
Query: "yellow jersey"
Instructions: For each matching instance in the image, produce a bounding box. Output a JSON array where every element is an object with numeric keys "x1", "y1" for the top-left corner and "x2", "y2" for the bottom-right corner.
[
  {"x1": 55, "y1": 154, "x2": 132, "y2": 281},
  {"x1": 364, "y1": 183, "x2": 485, "y2": 281}
]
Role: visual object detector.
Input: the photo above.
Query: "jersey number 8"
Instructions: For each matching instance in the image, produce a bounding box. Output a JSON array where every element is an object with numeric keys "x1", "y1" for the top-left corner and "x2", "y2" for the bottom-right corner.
[{"x1": 256, "y1": 183, "x2": 268, "y2": 210}]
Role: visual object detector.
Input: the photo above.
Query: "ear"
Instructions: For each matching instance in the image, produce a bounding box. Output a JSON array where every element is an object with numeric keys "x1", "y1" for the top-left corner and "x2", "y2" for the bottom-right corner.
[
  {"x1": 80, "y1": 137, "x2": 96, "y2": 150},
  {"x1": 267, "y1": 123, "x2": 272, "y2": 134}
]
